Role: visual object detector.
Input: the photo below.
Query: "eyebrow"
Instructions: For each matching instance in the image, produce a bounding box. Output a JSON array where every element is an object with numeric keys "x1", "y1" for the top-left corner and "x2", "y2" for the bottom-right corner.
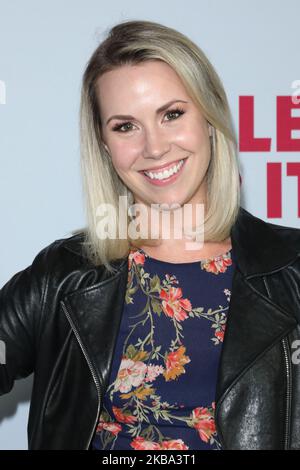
[{"x1": 105, "y1": 99, "x2": 188, "y2": 126}]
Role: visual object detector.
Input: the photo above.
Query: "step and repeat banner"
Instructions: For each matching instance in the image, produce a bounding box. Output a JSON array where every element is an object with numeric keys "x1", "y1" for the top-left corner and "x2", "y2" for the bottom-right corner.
[{"x1": 0, "y1": 0, "x2": 299, "y2": 450}]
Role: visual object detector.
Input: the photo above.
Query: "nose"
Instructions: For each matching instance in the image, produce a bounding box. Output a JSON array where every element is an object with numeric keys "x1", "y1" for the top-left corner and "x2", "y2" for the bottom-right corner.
[{"x1": 142, "y1": 126, "x2": 171, "y2": 160}]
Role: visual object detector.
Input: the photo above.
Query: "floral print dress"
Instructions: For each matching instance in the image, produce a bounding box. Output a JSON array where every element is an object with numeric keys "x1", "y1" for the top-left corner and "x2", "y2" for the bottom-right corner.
[{"x1": 91, "y1": 245, "x2": 235, "y2": 451}]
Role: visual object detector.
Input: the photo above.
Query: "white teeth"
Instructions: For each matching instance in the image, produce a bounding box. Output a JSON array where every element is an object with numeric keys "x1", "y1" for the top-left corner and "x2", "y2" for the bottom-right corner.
[{"x1": 144, "y1": 159, "x2": 184, "y2": 180}]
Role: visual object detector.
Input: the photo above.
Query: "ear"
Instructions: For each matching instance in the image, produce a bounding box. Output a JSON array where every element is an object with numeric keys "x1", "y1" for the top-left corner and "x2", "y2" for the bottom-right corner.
[
  {"x1": 99, "y1": 125, "x2": 110, "y2": 153},
  {"x1": 103, "y1": 142, "x2": 110, "y2": 153}
]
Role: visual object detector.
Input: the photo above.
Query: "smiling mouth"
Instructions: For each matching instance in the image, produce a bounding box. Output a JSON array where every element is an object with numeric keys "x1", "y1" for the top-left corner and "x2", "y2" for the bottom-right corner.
[
  {"x1": 140, "y1": 157, "x2": 188, "y2": 180},
  {"x1": 140, "y1": 156, "x2": 188, "y2": 185}
]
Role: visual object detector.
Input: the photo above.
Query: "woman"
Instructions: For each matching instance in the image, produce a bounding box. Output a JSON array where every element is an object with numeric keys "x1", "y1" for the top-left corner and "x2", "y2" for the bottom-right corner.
[{"x1": 1, "y1": 19, "x2": 300, "y2": 450}]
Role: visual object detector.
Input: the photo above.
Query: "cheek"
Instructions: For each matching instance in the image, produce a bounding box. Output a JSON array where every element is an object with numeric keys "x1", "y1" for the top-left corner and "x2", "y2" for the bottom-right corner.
[
  {"x1": 109, "y1": 143, "x2": 136, "y2": 172},
  {"x1": 189, "y1": 122, "x2": 210, "y2": 151},
  {"x1": 173, "y1": 120, "x2": 208, "y2": 147},
  {"x1": 108, "y1": 142, "x2": 129, "y2": 171}
]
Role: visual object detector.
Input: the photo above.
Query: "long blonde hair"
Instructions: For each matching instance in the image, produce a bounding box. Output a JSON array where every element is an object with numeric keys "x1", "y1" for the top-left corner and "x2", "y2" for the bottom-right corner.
[{"x1": 78, "y1": 19, "x2": 241, "y2": 273}]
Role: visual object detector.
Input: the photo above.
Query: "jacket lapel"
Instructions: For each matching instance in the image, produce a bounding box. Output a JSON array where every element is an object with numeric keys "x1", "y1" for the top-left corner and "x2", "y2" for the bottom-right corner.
[
  {"x1": 215, "y1": 267, "x2": 297, "y2": 402},
  {"x1": 61, "y1": 258, "x2": 129, "y2": 395},
  {"x1": 215, "y1": 207, "x2": 299, "y2": 444}
]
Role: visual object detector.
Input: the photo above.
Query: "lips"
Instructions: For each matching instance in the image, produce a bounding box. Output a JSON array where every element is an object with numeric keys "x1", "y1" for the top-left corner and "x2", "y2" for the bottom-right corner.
[
  {"x1": 141, "y1": 156, "x2": 188, "y2": 186},
  {"x1": 140, "y1": 157, "x2": 187, "y2": 174}
]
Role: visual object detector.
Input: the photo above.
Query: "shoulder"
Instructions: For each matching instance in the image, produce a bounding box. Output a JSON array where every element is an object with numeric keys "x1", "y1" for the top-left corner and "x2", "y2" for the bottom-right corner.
[
  {"x1": 28, "y1": 229, "x2": 127, "y2": 294},
  {"x1": 231, "y1": 207, "x2": 300, "y2": 276},
  {"x1": 262, "y1": 219, "x2": 300, "y2": 252},
  {"x1": 30, "y1": 230, "x2": 93, "y2": 280},
  {"x1": 29, "y1": 230, "x2": 90, "y2": 275},
  {"x1": 239, "y1": 207, "x2": 300, "y2": 252}
]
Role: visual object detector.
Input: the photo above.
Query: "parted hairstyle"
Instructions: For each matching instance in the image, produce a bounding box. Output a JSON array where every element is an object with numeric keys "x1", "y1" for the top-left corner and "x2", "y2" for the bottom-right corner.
[{"x1": 78, "y1": 19, "x2": 241, "y2": 273}]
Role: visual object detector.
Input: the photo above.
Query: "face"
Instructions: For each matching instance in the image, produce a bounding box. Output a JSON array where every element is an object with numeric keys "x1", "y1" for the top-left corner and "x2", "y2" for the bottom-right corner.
[{"x1": 97, "y1": 60, "x2": 212, "y2": 213}]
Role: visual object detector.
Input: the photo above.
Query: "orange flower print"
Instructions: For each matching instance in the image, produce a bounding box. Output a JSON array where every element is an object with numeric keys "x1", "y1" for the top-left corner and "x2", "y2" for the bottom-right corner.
[
  {"x1": 163, "y1": 345, "x2": 191, "y2": 381},
  {"x1": 96, "y1": 420, "x2": 122, "y2": 436},
  {"x1": 128, "y1": 249, "x2": 145, "y2": 270},
  {"x1": 130, "y1": 436, "x2": 161, "y2": 450},
  {"x1": 201, "y1": 252, "x2": 232, "y2": 275},
  {"x1": 160, "y1": 287, "x2": 192, "y2": 321},
  {"x1": 161, "y1": 439, "x2": 189, "y2": 450},
  {"x1": 192, "y1": 406, "x2": 216, "y2": 443},
  {"x1": 112, "y1": 407, "x2": 138, "y2": 424},
  {"x1": 215, "y1": 324, "x2": 226, "y2": 342}
]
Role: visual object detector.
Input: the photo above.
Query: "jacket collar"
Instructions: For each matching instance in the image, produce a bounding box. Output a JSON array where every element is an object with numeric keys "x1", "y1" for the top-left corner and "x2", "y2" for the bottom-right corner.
[
  {"x1": 62, "y1": 206, "x2": 299, "y2": 434},
  {"x1": 230, "y1": 206, "x2": 299, "y2": 277}
]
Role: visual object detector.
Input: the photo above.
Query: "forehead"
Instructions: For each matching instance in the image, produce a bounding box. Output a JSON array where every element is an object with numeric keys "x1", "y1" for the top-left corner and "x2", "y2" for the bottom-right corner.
[{"x1": 96, "y1": 61, "x2": 189, "y2": 105}]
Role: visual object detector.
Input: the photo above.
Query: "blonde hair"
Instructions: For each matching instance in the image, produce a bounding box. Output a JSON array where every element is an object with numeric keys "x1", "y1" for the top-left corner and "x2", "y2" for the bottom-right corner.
[{"x1": 78, "y1": 19, "x2": 241, "y2": 273}]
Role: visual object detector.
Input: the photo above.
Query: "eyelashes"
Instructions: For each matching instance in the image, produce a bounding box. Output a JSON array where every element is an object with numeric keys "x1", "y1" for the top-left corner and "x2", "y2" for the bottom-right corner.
[{"x1": 111, "y1": 107, "x2": 185, "y2": 133}]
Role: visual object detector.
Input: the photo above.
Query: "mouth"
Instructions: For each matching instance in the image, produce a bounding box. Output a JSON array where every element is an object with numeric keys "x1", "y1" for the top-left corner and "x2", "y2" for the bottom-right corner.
[{"x1": 139, "y1": 157, "x2": 188, "y2": 186}]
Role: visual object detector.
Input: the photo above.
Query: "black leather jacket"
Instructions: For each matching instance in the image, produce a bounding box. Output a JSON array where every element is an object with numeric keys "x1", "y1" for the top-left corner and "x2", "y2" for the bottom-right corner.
[{"x1": 1, "y1": 206, "x2": 300, "y2": 450}]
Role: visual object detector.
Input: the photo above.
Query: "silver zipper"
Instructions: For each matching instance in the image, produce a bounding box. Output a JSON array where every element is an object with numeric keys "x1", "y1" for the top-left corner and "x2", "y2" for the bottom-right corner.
[
  {"x1": 214, "y1": 404, "x2": 226, "y2": 449},
  {"x1": 281, "y1": 337, "x2": 292, "y2": 450},
  {"x1": 263, "y1": 276, "x2": 292, "y2": 449},
  {"x1": 61, "y1": 301, "x2": 102, "y2": 450}
]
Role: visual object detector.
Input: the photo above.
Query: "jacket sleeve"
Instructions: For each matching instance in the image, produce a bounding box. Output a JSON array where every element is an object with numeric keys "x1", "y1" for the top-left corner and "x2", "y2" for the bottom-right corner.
[{"x1": 0, "y1": 243, "x2": 54, "y2": 396}]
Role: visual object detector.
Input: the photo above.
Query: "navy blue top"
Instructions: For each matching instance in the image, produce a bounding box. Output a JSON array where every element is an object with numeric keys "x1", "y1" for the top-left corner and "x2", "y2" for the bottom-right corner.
[{"x1": 91, "y1": 245, "x2": 235, "y2": 451}]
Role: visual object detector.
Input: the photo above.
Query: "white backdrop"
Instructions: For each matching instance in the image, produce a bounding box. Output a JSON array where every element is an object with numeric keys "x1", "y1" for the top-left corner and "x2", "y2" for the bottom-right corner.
[{"x1": 0, "y1": 0, "x2": 299, "y2": 449}]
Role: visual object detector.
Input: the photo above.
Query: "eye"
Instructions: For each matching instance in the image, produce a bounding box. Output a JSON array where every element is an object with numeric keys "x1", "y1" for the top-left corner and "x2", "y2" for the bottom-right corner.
[
  {"x1": 112, "y1": 122, "x2": 134, "y2": 133},
  {"x1": 164, "y1": 107, "x2": 185, "y2": 121},
  {"x1": 111, "y1": 107, "x2": 185, "y2": 133}
]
